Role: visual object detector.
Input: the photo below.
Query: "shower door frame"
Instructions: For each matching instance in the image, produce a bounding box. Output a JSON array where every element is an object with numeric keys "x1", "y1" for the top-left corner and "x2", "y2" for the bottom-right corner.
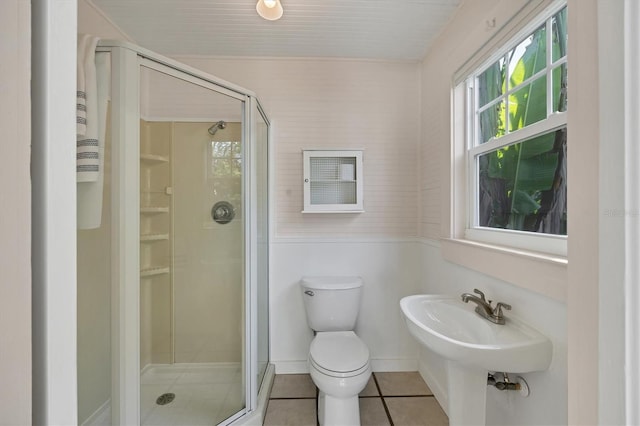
[{"x1": 102, "y1": 40, "x2": 263, "y2": 426}]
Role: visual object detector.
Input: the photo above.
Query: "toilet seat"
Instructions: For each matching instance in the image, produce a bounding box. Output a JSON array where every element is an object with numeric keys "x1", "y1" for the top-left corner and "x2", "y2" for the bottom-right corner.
[{"x1": 309, "y1": 331, "x2": 370, "y2": 378}]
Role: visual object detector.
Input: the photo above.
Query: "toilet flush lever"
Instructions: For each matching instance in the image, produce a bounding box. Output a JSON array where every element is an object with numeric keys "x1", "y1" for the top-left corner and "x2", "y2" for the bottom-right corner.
[{"x1": 304, "y1": 290, "x2": 315, "y2": 297}]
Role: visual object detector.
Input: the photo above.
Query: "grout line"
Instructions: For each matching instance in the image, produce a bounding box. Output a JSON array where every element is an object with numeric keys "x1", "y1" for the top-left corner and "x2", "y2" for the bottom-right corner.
[
  {"x1": 372, "y1": 373, "x2": 394, "y2": 426},
  {"x1": 316, "y1": 386, "x2": 320, "y2": 426}
]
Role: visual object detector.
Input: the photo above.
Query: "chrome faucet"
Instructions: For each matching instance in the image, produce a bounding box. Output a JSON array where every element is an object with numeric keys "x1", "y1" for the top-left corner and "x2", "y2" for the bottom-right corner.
[{"x1": 461, "y1": 289, "x2": 511, "y2": 325}]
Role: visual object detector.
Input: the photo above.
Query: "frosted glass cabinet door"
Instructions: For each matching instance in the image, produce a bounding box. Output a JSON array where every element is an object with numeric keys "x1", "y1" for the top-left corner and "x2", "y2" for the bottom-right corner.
[{"x1": 302, "y1": 150, "x2": 364, "y2": 213}]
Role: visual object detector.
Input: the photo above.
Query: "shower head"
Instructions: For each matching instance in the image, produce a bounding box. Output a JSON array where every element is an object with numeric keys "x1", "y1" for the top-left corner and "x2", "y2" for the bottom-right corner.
[{"x1": 208, "y1": 120, "x2": 227, "y2": 135}]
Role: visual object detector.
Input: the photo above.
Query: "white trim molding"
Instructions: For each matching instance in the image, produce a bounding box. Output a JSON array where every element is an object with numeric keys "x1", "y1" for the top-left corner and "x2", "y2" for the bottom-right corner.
[
  {"x1": 623, "y1": 0, "x2": 640, "y2": 423},
  {"x1": 31, "y1": 1, "x2": 78, "y2": 424},
  {"x1": 441, "y1": 238, "x2": 567, "y2": 302},
  {"x1": 595, "y1": 0, "x2": 640, "y2": 424}
]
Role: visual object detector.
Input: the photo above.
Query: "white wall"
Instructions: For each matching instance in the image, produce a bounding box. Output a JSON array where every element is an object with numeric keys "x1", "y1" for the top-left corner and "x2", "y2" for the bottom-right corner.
[
  {"x1": 78, "y1": 0, "x2": 131, "y2": 41},
  {"x1": 0, "y1": 0, "x2": 31, "y2": 424}
]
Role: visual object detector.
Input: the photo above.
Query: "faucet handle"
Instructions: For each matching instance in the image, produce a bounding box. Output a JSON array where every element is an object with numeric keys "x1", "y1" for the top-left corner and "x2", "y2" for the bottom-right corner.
[
  {"x1": 494, "y1": 302, "x2": 512, "y2": 317},
  {"x1": 473, "y1": 289, "x2": 487, "y2": 301}
]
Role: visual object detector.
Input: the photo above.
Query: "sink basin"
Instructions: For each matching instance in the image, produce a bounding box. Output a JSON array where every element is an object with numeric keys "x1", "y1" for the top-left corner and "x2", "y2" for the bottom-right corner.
[
  {"x1": 400, "y1": 294, "x2": 553, "y2": 426},
  {"x1": 400, "y1": 294, "x2": 552, "y2": 373}
]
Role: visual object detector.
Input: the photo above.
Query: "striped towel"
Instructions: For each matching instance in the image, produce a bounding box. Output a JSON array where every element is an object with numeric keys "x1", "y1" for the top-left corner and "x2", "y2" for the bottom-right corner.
[
  {"x1": 77, "y1": 34, "x2": 100, "y2": 182},
  {"x1": 77, "y1": 36, "x2": 89, "y2": 136}
]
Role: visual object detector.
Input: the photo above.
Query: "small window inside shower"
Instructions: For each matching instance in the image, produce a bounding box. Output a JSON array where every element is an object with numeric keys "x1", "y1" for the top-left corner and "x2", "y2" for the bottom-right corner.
[
  {"x1": 209, "y1": 140, "x2": 242, "y2": 181},
  {"x1": 207, "y1": 138, "x2": 242, "y2": 226}
]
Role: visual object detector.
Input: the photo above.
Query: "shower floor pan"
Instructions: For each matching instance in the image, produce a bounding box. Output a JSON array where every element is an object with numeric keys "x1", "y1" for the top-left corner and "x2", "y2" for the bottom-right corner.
[{"x1": 140, "y1": 363, "x2": 243, "y2": 426}]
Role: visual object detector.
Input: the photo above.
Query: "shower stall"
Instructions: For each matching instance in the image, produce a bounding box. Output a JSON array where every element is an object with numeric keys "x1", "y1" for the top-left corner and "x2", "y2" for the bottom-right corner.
[{"x1": 77, "y1": 41, "x2": 271, "y2": 426}]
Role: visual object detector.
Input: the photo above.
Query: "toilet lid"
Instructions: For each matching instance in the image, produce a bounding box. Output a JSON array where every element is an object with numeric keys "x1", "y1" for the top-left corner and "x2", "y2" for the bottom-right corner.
[{"x1": 310, "y1": 331, "x2": 370, "y2": 374}]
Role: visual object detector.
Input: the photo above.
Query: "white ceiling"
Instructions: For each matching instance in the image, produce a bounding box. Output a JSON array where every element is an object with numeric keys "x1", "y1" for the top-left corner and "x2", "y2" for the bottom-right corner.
[{"x1": 89, "y1": 0, "x2": 461, "y2": 60}]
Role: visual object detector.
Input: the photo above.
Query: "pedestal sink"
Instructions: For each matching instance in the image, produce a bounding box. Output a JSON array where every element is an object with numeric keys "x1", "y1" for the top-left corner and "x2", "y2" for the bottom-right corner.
[{"x1": 400, "y1": 294, "x2": 552, "y2": 426}]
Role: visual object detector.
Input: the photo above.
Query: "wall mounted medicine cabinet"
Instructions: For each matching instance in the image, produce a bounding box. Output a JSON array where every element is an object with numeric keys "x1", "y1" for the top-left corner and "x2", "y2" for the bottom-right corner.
[{"x1": 302, "y1": 150, "x2": 364, "y2": 213}]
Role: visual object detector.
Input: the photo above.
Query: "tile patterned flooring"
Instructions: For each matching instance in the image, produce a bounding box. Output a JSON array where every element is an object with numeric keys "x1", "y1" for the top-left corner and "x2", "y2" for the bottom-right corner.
[{"x1": 264, "y1": 372, "x2": 449, "y2": 426}]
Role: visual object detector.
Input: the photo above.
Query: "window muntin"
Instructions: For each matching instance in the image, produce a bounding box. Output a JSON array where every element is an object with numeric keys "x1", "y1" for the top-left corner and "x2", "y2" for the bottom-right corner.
[{"x1": 466, "y1": 4, "x2": 567, "y2": 247}]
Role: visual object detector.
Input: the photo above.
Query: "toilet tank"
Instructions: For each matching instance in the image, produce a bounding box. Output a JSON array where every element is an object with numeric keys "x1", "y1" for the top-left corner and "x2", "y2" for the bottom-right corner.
[{"x1": 300, "y1": 276, "x2": 363, "y2": 332}]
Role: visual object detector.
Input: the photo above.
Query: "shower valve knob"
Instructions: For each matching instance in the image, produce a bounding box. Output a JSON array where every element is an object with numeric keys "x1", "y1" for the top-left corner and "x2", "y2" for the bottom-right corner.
[{"x1": 211, "y1": 201, "x2": 235, "y2": 224}]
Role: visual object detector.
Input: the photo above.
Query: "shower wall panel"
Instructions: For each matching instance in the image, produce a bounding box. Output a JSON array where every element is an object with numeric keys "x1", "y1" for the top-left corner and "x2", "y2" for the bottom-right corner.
[
  {"x1": 140, "y1": 120, "x2": 173, "y2": 367},
  {"x1": 172, "y1": 122, "x2": 244, "y2": 364}
]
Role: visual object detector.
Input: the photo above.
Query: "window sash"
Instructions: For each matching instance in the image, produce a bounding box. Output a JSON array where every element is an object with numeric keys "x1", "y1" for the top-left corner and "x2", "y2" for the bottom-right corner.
[
  {"x1": 469, "y1": 111, "x2": 566, "y2": 158},
  {"x1": 476, "y1": 56, "x2": 566, "y2": 116}
]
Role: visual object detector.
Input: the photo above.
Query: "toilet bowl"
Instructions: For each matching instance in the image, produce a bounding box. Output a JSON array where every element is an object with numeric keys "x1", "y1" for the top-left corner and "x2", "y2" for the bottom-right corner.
[
  {"x1": 300, "y1": 277, "x2": 371, "y2": 426},
  {"x1": 309, "y1": 331, "x2": 371, "y2": 426}
]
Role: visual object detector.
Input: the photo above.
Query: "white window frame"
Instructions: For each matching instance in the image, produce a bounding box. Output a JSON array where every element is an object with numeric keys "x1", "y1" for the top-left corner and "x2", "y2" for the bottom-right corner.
[{"x1": 461, "y1": 1, "x2": 568, "y2": 257}]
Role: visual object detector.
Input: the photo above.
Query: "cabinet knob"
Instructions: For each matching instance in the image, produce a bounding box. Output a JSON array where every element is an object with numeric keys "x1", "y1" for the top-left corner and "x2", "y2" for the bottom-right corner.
[{"x1": 304, "y1": 178, "x2": 309, "y2": 183}]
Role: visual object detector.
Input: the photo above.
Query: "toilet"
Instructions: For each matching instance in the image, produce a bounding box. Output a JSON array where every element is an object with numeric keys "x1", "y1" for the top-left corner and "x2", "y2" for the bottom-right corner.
[{"x1": 300, "y1": 276, "x2": 371, "y2": 426}]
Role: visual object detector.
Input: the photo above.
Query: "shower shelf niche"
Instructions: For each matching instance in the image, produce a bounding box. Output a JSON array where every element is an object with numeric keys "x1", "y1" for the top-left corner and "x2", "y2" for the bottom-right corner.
[
  {"x1": 140, "y1": 266, "x2": 171, "y2": 278},
  {"x1": 140, "y1": 206, "x2": 169, "y2": 215},
  {"x1": 139, "y1": 119, "x2": 173, "y2": 367},
  {"x1": 140, "y1": 153, "x2": 169, "y2": 164},
  {"x1": 140, "y1": 233, "x2": 170, "y2": 242}
]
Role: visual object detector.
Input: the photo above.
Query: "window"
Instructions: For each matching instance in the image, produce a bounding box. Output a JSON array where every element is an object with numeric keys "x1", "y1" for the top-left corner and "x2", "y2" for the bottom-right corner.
[{"x1": 462, "y1": 4, "x2": 567, "y2": 255}]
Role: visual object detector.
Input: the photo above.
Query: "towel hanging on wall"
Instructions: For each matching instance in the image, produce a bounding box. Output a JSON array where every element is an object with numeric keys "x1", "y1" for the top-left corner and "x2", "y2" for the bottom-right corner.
[
  {"x1": 77, "y1": 35, "x2": 110, "y2": 230},
  {"x1": 77, "y1": 34, "x2": 101, "y2": 182}
]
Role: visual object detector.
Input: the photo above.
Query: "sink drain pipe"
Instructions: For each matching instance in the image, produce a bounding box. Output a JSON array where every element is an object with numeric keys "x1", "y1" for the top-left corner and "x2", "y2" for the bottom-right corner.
[{"x1": 487, "y1": 372, "x2": 530, "y2": 397}]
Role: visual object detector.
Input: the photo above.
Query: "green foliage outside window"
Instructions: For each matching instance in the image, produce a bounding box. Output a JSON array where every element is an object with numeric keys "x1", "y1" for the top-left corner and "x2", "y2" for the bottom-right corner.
[{"x1": 476, "y1": 7, "x2": 567, "y2": 235}]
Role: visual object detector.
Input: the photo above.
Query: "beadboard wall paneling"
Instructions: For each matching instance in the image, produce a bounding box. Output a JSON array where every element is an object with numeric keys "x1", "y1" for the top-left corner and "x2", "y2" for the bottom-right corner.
[
  {"x1": 140, "y1": 67, "x2": 244, "y2": 122},
  {"x1": 419, "y1": 0, "x2": 532, "y2": 240},
  {"x1": 177, "y1": 57, "x2": 422, "y2": 238},
  {"x1": 419, "y1": 70, "x2": 446, "y2": 239}
]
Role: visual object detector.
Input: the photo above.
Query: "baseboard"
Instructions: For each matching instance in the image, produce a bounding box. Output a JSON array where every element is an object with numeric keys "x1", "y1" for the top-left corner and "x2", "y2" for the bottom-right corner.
[
  {"x1": 274, "y1": 360, "x2": 309, "y2": 374},
  {"x1": 81, "y1": 399, "x2": 111, "y2": 426},
  {"x1": 274, "y1": 358, "x2": 418, "y2": 374},
  {"x1": 370, "y1": 358, "x2": 418, "y2": 372}
]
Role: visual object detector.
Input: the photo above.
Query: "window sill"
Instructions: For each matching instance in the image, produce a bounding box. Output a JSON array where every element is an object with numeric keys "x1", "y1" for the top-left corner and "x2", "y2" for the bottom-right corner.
[{"x1": 440, "y1": 238, "x2": 567, "y2": 302}]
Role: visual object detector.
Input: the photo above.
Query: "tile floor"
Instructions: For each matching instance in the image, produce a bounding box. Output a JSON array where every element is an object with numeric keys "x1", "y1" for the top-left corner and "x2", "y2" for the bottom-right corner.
[{"x1": 264, "y1": 372, "x2": 449, "y2": 426}]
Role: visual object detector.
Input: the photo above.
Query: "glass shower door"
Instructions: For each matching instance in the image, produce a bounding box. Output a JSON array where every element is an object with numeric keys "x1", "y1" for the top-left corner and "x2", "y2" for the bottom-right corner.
[{"x1": 139, "y1": 63, "x2": 247, "y2": 426}]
